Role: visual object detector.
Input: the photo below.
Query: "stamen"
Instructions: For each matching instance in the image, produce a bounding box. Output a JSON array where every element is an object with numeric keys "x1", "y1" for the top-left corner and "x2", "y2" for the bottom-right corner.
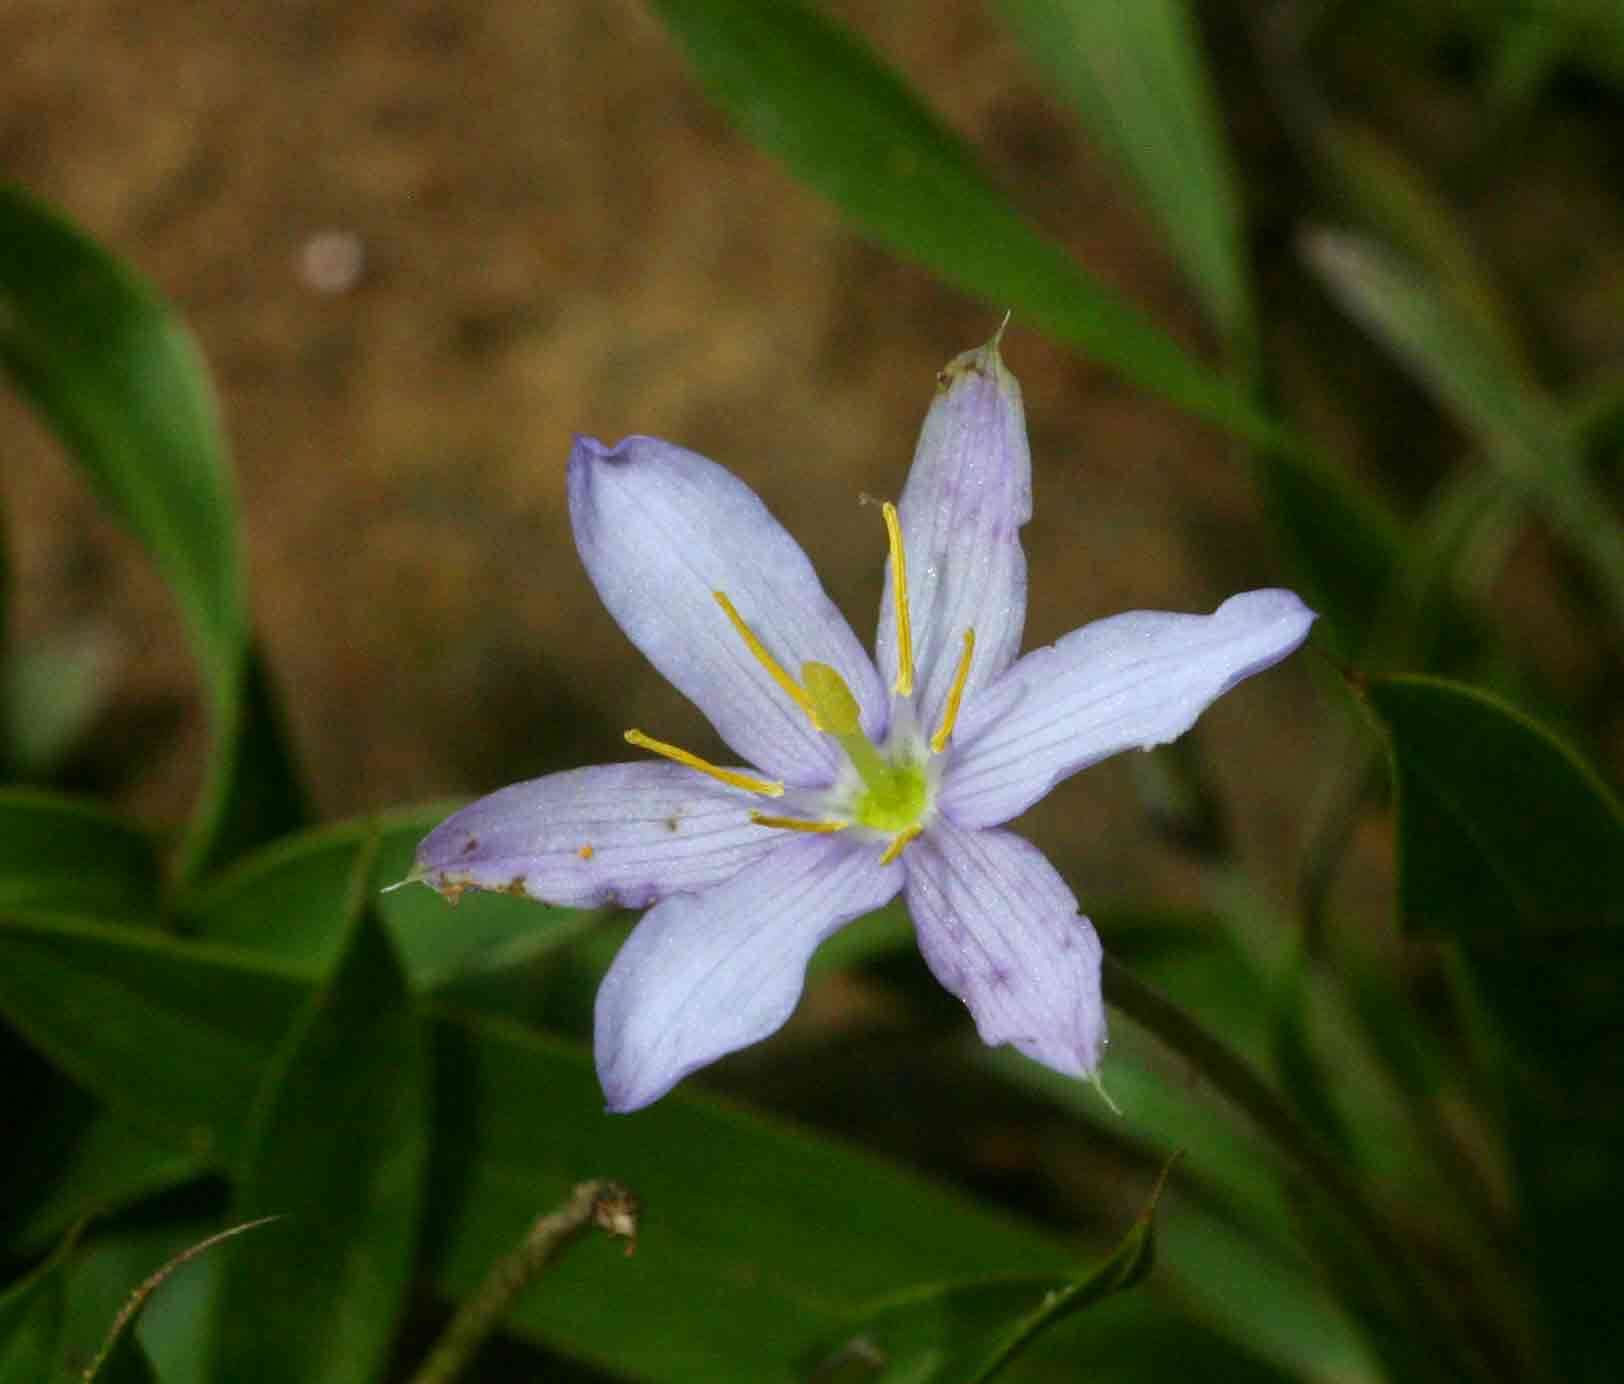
[
  {"x1": 624, "y1": 729, "x2": 784, "y2": 797},
  {"x1": 879, "y1": 824, "x2": 923, "y2": 865},
  {"x1": 750, "y1": 812, "x2": 849, "y2": 834},
  {"x1": 930, "y1": 629, "x2": 976, "y2": 753},
  {"x1": 882, "y1": 501, "x2": 914, "y2": 697},
  {"x1": 713, "y1": 591, "x2": 818, "y2": 726}
]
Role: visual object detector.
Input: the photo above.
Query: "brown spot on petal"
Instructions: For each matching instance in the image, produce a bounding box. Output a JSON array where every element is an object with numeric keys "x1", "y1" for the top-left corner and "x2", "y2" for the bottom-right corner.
[
  {"x1": 578, "y1": 844, "x2": 594, "y2": 860},
  {"x1": 502, "y1": 875, "x2": 528, "y2": 897},
  {"x1": 665, "y1": 816, "x2": 681, "y2": 832},
  {"x1": 460, "y1": 837, "x2": 480, "y2": 855}
]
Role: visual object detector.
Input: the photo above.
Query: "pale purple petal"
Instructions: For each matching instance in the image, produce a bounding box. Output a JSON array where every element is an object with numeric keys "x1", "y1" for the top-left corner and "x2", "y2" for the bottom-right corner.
[
  {"x1": 905, "y1": 817, "x2": 1104, "y2": 1077},
  {"x1": 415, "y1": 762, "x2": 778, "y2": 910},
  {"x1": 876, "y1": 335, "x2": 1031, "y2": 731},
  {"x1": 941, "y1": 589, "x2": 1315, "y2": 828},
  {"x1": 570, "y1": 435, "x2": 885, "y2": 786},
  {"x1": 595, "y1": 833, "x2": 901, "y2": 1112}
]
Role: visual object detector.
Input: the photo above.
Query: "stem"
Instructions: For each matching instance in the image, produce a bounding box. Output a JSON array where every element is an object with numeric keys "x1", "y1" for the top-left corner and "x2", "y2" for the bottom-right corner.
[{"x1": 409, "y1": 1180, "x2": 640, "y2": 1384}]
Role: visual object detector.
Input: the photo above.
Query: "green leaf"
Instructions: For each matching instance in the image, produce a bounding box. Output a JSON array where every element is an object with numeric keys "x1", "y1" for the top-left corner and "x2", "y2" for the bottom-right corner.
[
  {"x1": 178, "y1": 805, "x2": 583, "y2": 989},
  {"x1": 0, "y1": 887, "x2": 1082, "y2": 1383},
  {"x1": 647, "y1": 0, "x2": 1282, "y2": 448},
  {"x1": 1000, "y1": 0, "x2": 1253, "y2": 350},
  {"x1": 805, "y1": 1164, "x2": 1166, "y2": 1383},
  {"x1": 210, "y1": 893, "x2": 427, "y2": 1384},
  {"x1": 1303, "y1": 228, "x2": 1624, "y2": 629},
  {"x1": 90, "y1": 1332, "x2": 160, "y2": 1384},
  {"x1": 0, "y1": 791, "x2": 161, "y2": 924},
  {"x1": 428, "y1": 1012, "x2": 1073, "y2": 1382},
  {"x1": 0, "y1": 1234, "x2": 71, "y2": 1384},
  {"x1": 4, "y1": 1099, "x2": 204, "y2": 1259},
  {"x1": 1362, "y1": 675, "x2": 1624, "y2": 939},
  {"x1": 0, "y1": 184, "x2": 248, "y2": 881},
  {"x1": 0, "y1": 915, "x2": 306, "y2": 1160}
]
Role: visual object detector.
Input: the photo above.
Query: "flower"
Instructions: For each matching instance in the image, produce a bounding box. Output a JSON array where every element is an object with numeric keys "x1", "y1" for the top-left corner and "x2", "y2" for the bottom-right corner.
[{"x1": 414, "y1": 334, "x2": 1315, "y2": 1113}]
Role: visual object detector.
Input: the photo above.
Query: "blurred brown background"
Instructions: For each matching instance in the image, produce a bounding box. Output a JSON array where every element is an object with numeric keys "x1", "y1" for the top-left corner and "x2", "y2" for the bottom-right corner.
[{"x1": 22, "y1": 0, "x2": 1612, "y2": 925}]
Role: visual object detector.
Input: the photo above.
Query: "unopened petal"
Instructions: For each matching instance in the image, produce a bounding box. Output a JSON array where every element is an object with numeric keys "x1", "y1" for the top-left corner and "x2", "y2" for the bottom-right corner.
[
  {"x1": 414, "y1": 762, "x2": 778, "y2": 910},
  {"x1": 906, "y1": 818, "x2": 1104, "y2": 1078},
  {"x1": 942, "y1": 589, "x2": 1315, "y2": 828},
  {"x1": 570, "y1": 435, "x2": 885, "y2": 785},
  {"x1": 594, "y1": 833, "x2": 901, "y2": 1112},
  {"x1": 876, "y1": 335, "x2": 1031, "y2": 729}
]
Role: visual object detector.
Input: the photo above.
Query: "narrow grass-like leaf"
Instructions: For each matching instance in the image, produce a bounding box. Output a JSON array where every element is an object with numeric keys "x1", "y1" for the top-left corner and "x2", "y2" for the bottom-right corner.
[
  {"x1": 0, "y1": 915, "x2": 305, "y2": 1159},
  {"x1": 805, "y1": 1161, "x2": 1167, "y2": 1383},
  {"x1": 0, "y1": 896, "x2": 1084, "y2": 1383},
  {"x1": 211, "y1": 892, "x2": 427, "y2": 1384},
  {"x1": 0, "y1": 185, "x2": 247, "y2": 881},
  {"x1": 0, "y1": 791, "x2": 160, "y2": 923},
  {"x1": 0, "y1": 1233, "x2": 71, "y2": 1384},
  {"x1": 177, "y1": 805, "x2": 581, "y2": 988},
  {"x1": 647, "y1": 0, "x2": 1282, "y2": 447},
  {"x1": 1001, "y1": 0, "x2": 1254, "y2": 350},
  {"x1": 1304, "y1": 228, "x2": 1624, "y2": 628}
]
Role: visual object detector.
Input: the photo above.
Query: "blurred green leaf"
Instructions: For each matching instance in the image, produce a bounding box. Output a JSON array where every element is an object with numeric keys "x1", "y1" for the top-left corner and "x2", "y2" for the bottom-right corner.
[
  {"x1": 647, "y1": 0, "x2": 1283, "y2": 448},
  {"x1": 1303, "y1": 228, "x2": 1624, "y2": 629},
  {"x1": 0, "y1": 885, "x2": 1093, "y2": 1383},
  {"x1": 91, "y1": 1332, "x2": 160, "y2": 1384},
  {"x1": 0, "y1": 915, "x2": 305, "y2": 1160},
  {"x1": 1366, "y1": 674, "x2": 1624, "y2": 1382},
  {"x1": 1362, "y1": 675, "x2": 1624, "y2": 938},
  {"x1": 179, "y1": 805, "x2": 583, "y2": 988},
  {"x1": 0, "y1": 1234, "x2": 70, "y2": 1384},
  {"x1": 0, "y1": 184, "x2": 248, "y2": 882},
  {"x1": 4, "y1": 1101, "x2": 204, "y2": 1259},
  {"x1": 807, "y1": 1162, "x2": 1164, "y2": 1384},
  {"x1": 211, "y1": 898, "x2": 427, "y2": 1384},
  {"x1": 1, "y1": 622, "x2": 118, "y2": 780},
  {"x1": 1000, "y1": 0, "x2": 1254, "y2": 351},
  {"x1": 0, "y1": 791, "x2": 161, "y2": 924},
  {"x1": 428, "y1": 1012, "x2": 1073, "y2": 1382}
]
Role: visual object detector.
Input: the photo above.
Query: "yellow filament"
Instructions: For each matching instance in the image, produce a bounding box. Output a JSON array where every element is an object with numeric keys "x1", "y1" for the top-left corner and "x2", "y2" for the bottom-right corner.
[
  {"x1": 750, "y1": 812, "x2": 849, "y2": 834},
  {"x1": 882, "y1": 501, "x2": 914, "y2": 697},
  {"x1": 879, "y1": 824, "x2": 923, "y2": 865},
  {"x1": 713, "y1": 591, "x2": 818, "y2": 725},
  {"x1": 624, "y1": 729, "x2": 784, "y2": 797},
  {"x1": 930, "y1": 630, "x2": 976, "y2": 753}
]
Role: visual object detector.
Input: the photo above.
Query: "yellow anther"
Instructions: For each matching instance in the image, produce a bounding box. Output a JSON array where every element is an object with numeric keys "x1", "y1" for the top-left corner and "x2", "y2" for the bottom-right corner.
[
  {"x1": 750, "y1": 812, "x2": 849, "y2": 834},
  {"x1": 879, "y1": 824, "x2": 923, "y2": 865},
  {"x1": 624, "y1": 729, "x2": 784, "y2": 797},
  {"x1": 930, "y1": 629, "x2": 976, "y2": 753},
  {"x1": 801, "y1": 662, "x2": 862, "y2": 736},
  {"x1": 713, "y1": 591, "x2": 818, "y2": 726},
  {"x1": 881, "y1": 501, "x2": 914, "y2": 697}
]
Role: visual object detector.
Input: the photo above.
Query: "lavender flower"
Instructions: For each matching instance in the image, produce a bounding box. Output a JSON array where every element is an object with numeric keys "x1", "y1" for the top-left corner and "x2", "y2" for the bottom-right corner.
[{"x1": 415, "y1": 335, "x2": 1315, "y2": 1112}]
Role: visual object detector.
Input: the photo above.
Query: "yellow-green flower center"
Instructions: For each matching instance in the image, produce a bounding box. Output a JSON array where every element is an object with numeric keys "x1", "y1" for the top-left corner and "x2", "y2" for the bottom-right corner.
[{"x1": 622, "y1": 500, "x2": 974, "y2": 865}]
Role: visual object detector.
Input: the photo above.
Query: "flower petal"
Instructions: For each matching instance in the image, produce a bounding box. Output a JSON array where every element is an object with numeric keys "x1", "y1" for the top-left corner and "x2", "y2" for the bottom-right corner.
[
  {"x1": 594, "y1": 833, "x2": 901, "y2": 1111},
  {"x1": 941, "y1": 589, "x2": 1316, "y2": 828},
  {"x1": 876, "y1": 335, "x2": 1031, "y2": 730},
  {"x1": 570, "y1": 435, "x2": 885, "y2": 785},
  {"x1": 906, "y1": 817, "x2": 1104, "y2": 1077},
  {"x1": 414, "y1": 762, "x2": 779, "y2": 909}
]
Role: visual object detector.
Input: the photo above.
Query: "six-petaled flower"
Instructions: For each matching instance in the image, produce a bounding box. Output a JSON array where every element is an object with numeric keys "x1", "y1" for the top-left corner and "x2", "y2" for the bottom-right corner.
[{"x1": 414, "y1": 333, "x2": 1315, "y2": 1112}]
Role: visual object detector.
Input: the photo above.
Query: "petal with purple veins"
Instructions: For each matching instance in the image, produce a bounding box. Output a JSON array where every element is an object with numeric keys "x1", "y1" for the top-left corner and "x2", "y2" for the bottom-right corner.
[
  {"x1": 414, "y1": 762, "x2": 779, "y2": 910},
  {"x1": 876, "y1": 335, "x2": 1031, "y2": 730},
  {"x1": 594, "y1": 832, "x2": 901, "y2": 1112},
  {"x1": 570, "y1": 435, "x2": 885, "y2": 786},
  {"x1": 942, "y1": 589, "x2": 1316, "y2": 829},
  {"x1": 905, "y1": 817, "x2": 1104, "y2": 1078}
]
